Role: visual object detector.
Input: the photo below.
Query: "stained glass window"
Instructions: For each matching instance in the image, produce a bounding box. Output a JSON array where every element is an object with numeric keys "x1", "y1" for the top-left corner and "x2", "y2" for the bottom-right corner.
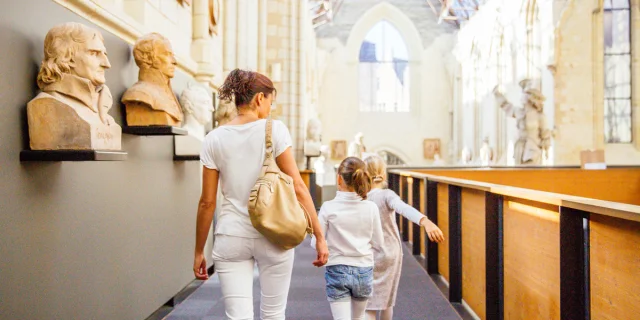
[
  {"x1": 358, "y1": 21, "x2": 410, "y2": 112},
  {"x1": 603, "y1": 0, "x2": 632, "y2": 143}
]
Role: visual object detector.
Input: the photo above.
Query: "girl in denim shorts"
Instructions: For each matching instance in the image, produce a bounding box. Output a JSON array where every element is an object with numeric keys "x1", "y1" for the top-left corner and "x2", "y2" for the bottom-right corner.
[{"x1": 312, "y1": 157, "x2": 384, "y2": 320}]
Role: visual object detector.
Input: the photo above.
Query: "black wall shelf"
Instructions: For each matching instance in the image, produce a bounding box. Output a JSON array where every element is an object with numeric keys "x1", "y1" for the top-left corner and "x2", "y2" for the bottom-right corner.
[
  {"x1": 20, "y1": 150, "x2": 128, "y2": 161},
  {"x1": 173, "y1": 155, "x2": 200, "y2": 161},
  {"x1": 123, "y1": 126, "x2": 187, "y2": 136}
]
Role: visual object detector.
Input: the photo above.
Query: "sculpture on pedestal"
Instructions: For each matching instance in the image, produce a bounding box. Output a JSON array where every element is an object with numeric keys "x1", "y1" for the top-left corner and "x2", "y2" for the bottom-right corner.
[
  {"x1": 122, "y1": 33, "x2": 183, "y2": 127},
  {"x1": 314, "y1": 145, "x2": 337, "y2": 186},
  {"x1": 479, "y1": 137, "x2": 494, "y2": 166},
  {"x1": 214, "y1": 98, "x2": 236, "y2": 127},
  {"x1": 460, "y1": 146, "x2": 472, "y2": 165},
  {"x1": 493, "y1": 79, "x2": 553, "y2": 165},
  {"x1": 27, "y1": 22, "x2": 122, "y2": 150},
  {"x1": 174, "y1": 83, "x2": 213, "y2": 156},
  {"x1": 304, "y1": 118, "x2": 323, "y2": 170},
  {"x1": 304, "y1": 118, "x2": 322, "y2": 157},
  {"x1": 348, "y1": 132, "x2": 367, "y2": 159}
]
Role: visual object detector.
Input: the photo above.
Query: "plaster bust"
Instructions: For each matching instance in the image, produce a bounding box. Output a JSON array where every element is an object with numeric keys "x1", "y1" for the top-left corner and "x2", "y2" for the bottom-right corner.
[
  {"x1": 304, "y1": 118, "x2": 322, "y2": 156},
  {"x1": 122, "y1": 33, "x2": 184, "y2": 127},
  {"x1": 214, "y1": 98, "x2": 237, "y2": 127},
  {"x1": 27, "y1": 22, "x2": 122, "y2": 150},
  {"x1": 179, "y1": 83, "x2": 213, "y2": 139},
  {"x1": 348, "y1": 132, "x2": 366, "y2": 159}
]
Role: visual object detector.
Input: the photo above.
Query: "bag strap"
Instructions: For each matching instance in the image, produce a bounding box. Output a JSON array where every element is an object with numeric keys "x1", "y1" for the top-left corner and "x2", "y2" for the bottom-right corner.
[{"x1": 265, "y1": 118, "x2": 274, "y2": 160}]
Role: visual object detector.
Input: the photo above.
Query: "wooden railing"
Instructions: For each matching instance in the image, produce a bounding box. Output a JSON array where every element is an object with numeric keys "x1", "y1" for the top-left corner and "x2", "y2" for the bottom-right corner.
[{"x1": 388, "y1": 168, "x2": 640, "y2": 320}]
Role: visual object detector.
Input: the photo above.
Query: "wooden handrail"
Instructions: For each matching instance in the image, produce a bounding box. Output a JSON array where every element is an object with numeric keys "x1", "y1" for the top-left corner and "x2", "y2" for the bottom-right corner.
[{"x1": 389, "y1": 169, "x2": 640, "y2": 223}]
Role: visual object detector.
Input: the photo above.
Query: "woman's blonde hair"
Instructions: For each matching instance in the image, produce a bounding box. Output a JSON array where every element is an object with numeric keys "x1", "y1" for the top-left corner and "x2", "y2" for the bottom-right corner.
[{"x1": 364, "y1": 154, "x2": 387, "y2": 185}]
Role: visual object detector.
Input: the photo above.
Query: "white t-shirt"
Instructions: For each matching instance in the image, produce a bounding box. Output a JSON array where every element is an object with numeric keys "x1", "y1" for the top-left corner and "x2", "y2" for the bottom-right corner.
[
  {"x1": 311, "y1": 191, "x2": 384, "y2": 267},
  {"x1": 200, "y1": 119, "x2": 293, "y2": 238}
]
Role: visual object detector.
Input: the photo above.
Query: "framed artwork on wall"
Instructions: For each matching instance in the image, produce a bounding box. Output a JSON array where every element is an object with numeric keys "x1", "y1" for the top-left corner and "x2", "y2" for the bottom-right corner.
[
  {"x1": 330, "y1": 140, "x2": 347, "y2": 160},
  {"x1": 423, "y1": 138, "x2": 441, "y2": 160}
]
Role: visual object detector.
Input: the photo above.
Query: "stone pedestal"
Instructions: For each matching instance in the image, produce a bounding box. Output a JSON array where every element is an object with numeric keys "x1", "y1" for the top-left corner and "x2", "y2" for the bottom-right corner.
[
  {"x1": 27, "y1": 94, "x2": 122, "y2": 150},
  {"x1": 174, "y1": 134, "x2": 204, "y2": 156}
]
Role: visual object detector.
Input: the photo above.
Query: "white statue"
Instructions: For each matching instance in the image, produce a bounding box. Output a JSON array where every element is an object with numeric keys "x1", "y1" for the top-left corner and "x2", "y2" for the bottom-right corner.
[
  {"x1": 314, "y1": 145, "x2": 336, "y2": 186},
  {"x1": 493, "y1": 79, "x2": 553, "y2": 165},
  {"x1": 174, "y1": 83, "x2": 214, "y2": 156},
  {"x1": 460, "y1": 146, "x2": 472, "y2": 165},
  {"x1": 304, "y1": 118, "x2": 322, "y2": 156},
  {"x1": 348, "y1": 132, "x2": 367, "y2": 159},
  {"x1": 479, "y1": 137, "x2": 494, "y2": 166},
  {"x1": 433, "y1": 154, "x2": 446, "y2": 166}
]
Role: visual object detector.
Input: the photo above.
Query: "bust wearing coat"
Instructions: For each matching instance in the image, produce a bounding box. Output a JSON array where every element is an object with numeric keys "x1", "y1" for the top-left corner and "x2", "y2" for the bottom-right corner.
[
  {"x1": 27, "y1": 22, "x2": 121, "y2": 150},
  {"x1": 122, "y1": 33, "x2": 184, "y2": 127}
]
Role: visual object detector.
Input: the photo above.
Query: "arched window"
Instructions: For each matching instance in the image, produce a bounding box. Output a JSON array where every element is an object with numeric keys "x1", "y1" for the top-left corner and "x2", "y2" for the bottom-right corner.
[
  {"x1": 358, "y1": 21, "x2": 410, "y2": 112},
  {"x1": 604, "y1": 0, "x2": 632, "y2": 143},
  {"x1": 377, "y1": 150, "x2": 406, "y2": 166}
]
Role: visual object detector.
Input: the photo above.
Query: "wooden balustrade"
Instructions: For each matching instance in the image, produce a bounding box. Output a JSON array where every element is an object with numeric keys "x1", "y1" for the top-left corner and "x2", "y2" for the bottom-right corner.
[{"x1": 388, "y1": 168, "x2": 640, "y2": 320}]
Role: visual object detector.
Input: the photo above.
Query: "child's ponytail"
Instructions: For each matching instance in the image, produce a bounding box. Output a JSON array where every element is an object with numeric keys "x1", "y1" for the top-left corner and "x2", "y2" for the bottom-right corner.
[
  {"x1": 352, "y1": 168, "x2": 372, "y2": 199},
  {"x1": 338, "y1": 157, "x2": 372, "y2": 200}
]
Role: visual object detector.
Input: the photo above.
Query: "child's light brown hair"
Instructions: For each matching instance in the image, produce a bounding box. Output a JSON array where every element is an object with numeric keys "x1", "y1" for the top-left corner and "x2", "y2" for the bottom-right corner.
[{"x1": 337, "y1": 157, "x2": 372, "y2": 199}]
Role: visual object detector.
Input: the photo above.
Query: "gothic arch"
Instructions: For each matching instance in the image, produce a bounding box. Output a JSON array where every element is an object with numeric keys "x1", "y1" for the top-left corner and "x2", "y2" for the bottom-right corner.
[{"x1": 345, "y1": 2, "x2": 423, "y2": 64}]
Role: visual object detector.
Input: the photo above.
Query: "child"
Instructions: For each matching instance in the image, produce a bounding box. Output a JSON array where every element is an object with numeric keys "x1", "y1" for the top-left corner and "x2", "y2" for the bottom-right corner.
[
  {"x1": 312, "y1": 157, "x2": 384, "y2": 320},
  {"x1": 363, "y1": 155, "x2": 445, "y2": 320}
]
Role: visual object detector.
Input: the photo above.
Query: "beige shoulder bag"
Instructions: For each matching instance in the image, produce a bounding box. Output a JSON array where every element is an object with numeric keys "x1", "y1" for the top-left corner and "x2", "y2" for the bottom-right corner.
[{"x1": 248, "y1": 118, "x2": 313, "y2": 250}]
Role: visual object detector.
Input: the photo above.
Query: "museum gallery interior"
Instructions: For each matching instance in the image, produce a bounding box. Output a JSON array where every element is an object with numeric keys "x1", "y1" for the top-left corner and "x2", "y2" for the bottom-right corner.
[{"x1": 1, "y1": 0, "x2": 639, "y2": 319}]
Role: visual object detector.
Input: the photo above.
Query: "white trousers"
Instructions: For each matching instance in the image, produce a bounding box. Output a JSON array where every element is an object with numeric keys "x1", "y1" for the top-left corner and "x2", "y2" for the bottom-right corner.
[{"x1": 212, "y1": 234, "x2": 295, "y2": 320}]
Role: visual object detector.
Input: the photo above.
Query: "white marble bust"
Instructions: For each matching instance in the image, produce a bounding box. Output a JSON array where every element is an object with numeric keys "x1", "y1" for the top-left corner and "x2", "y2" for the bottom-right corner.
[
  {"x1": 174, "y1": 83, "x2": 213, "y2": 156},
  {"x1": 180, "y1": 83, "x2": 213, "y2": 139},
  {"x1": 304, "y1": 118, "x2": 322, "y2": 156}
]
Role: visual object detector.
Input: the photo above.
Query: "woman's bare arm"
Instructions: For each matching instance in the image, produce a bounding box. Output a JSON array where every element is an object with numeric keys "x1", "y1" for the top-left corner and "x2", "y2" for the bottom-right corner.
[
  {"x1": 276, "y1": 148, "x2": 329, "y2": 266},
  {"x1": 194, "y1": 167, "x2": 219, "y2": 279}
]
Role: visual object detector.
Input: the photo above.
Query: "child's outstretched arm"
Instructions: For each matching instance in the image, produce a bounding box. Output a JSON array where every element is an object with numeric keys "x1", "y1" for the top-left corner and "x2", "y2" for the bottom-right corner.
[{"x1": 387, "y1": 191, "x2": 444, "y2": 243}]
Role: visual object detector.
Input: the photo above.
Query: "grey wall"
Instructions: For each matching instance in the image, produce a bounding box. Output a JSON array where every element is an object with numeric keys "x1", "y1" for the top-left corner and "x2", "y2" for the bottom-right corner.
[{"x1": 0, "y1": 1, "x2": 209, "y2": 319}]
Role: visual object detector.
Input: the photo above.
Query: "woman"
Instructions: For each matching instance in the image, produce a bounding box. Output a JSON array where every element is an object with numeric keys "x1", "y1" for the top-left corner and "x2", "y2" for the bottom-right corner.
[
  {"x1": 193, "y1": 69, "x2": 329, "y2": 320},
  {"x1": 364, "y1": 155, "x2": 444, "y2": 320}
]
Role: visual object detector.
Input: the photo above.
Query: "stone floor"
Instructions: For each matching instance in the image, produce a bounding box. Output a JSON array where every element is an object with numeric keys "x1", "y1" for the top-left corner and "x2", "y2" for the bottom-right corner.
[{"x1": 165, "y1": 239, "x2": 461, "y2": 319}]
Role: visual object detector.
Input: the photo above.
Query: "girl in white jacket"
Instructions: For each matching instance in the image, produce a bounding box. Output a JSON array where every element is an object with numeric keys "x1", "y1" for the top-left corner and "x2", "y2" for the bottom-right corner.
[{"x1": 312, "y1": 157, "x2": 384, "y2": 320}]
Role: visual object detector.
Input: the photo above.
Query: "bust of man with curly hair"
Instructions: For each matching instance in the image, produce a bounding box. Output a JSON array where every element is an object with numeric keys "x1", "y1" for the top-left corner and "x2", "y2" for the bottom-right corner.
[
  {"x1": 122, "y1": 33, "x2": 183, "y2": 127},
  {"x1": 27, "y1": 22, "x2": 121, "y2": 150}
]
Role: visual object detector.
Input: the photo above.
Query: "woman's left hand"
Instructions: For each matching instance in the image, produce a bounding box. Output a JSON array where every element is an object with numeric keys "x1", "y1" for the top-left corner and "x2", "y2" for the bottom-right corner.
[
  {"x1": 420, "y1": 218, "x2": 445, "y2": 243},
  {"x1": 313, "y1": 237, "x2": 329, "y2": 267}
]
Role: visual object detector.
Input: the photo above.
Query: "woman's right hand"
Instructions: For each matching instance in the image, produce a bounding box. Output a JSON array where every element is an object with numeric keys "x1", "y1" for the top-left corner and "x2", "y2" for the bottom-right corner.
[
  {"x1": 313, "y1": 237, "x2": 329, "y2": 267},
  {"x1": 193, "y1": 252, "x2": 209, "y2": 280}
]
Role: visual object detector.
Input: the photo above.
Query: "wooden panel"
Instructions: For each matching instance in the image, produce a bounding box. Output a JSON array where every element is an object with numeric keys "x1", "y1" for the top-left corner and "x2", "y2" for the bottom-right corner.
[
  {"x1": 503, "y1": 198, "x2": 560, "y2": 320},
  {"x1": 300, "y1": 170, "x2": 312, "y2": 188},
  {"x1": 590, "y1": 215, "x2": 640, "y2": 320},
  {"x1": 408, "y1": 178, "x2": 413, "y2": 244},
  {"x1": 420, "y1": 179, "x2": 426, "y2": 257},
  {"x1": 437, "y1": 183, "x2": 450, "y2": 281},
  {"x1": 461, "y1": 189, "x2": 486, "y2": 319},
  {"x1": 415, "y1": 168, "x2": 640, "y2": 205}
]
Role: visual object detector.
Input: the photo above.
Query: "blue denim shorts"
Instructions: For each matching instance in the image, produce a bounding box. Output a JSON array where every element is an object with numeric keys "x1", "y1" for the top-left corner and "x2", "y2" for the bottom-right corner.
[{"x1": 324, "y1": 265, "x2": 374, "y2": 302}]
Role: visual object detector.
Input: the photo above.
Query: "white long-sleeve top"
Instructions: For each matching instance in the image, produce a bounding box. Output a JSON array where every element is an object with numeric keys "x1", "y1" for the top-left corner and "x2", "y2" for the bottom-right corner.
[{"x1": 311, "y1": 191, "x2": 384, "y2": 267}]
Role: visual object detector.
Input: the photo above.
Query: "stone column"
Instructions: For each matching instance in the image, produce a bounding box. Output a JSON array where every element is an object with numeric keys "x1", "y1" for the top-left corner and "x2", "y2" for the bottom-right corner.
[
  {"x1": 192, "y1": 0, "x2": 214, "y2": 83},
  {"x1": 223, "y1": 0, "x2": 237, "y2": 75},
  {"x1": 258, "y1": 0, "x2": 267, "y2": 73}
]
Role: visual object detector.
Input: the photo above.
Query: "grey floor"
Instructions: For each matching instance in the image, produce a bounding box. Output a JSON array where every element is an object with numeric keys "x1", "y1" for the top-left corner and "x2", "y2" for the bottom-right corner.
[{"x1": 165, "y1": 240, "x2": 461, "y2": 319}]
